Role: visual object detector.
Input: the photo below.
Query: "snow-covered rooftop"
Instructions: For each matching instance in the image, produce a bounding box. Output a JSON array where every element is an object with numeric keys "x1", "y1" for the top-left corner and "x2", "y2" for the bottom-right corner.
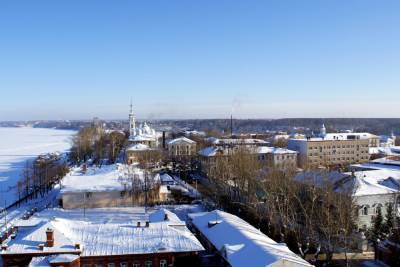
[
  {"x1": 61, "y1": 164, "x2": 159, "y2": 193},
  {"x1": 168, "y1": 137, "x2": 196, "y2": 145},
  {"x1": 369, "y1": 146, "x2": 400, "y2": 156},
  {"x1": 198, "y1": 146, "x2": 296, "y2": 157},
  {"x1": 188, "y1": 210, "x2": 312, "y2": 267},
  {"x1": 4, "y1": 207, "x2": 204, "y2": 257},
  {"x1": 337, "y1": 169, "x2": 400, "y2": 196},
  {"x1": 257, "y1": 147, "x2": 297, "y2": 155},
  {"x1": 293, "y1": 132, "x2": 378, "y2": 142},
  {"x1": 126, "y1": 143, "x2": 151, "y2": 151},
  {"x1": 213, "y1": 138, "x2": 268, "y2": 145},
  {"x1": 198, "y1": 146, "x2": 221, "y2": 157}
]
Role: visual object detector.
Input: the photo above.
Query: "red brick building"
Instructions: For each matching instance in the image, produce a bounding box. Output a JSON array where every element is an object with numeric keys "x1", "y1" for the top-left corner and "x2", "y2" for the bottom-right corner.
[{"x1": 1, "y1": 208, "x2": 204, "y2": 267}]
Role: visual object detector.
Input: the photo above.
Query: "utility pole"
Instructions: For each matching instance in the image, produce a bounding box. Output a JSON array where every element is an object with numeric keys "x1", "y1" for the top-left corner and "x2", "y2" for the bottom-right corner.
[{"x1": 144, "y1": 170, "x2": 148, "y2": 213}]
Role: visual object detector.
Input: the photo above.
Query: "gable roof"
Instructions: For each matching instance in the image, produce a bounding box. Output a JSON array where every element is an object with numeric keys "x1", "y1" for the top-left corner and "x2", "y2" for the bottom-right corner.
[
  {"x1": 3, "y1": 208, "x2": 204, "y2": 257},
  {"x1": 188, "y1": 210, "x2": 312, "y2": 267}
]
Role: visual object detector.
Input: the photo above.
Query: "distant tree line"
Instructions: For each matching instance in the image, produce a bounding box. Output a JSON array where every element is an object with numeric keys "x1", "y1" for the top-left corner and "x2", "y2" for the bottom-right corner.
[
  {"x1": 70, "y1": 126, "x2": 127, "y2": 165},
  {"x1": 156, "y1": 118, "x2": 400, "y2": 136}
]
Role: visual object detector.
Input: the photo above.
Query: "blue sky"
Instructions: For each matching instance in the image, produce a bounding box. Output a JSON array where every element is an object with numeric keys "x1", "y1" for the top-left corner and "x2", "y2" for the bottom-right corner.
[{"x1": 0, "y1": 1, "x2": 399, "y2": 120}]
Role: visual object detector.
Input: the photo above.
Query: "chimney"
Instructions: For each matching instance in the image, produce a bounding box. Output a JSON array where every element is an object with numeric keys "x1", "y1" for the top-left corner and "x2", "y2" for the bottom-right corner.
[
  {"x1": 145, "y1": 221, "x2": 149, "y2": 227},
  {"x1": 137, "y1": 222, "x2": 141, "y2": 227},
  {"x1": 75, "y1": 243, "x2": 81, "y2": 250},
  {"x1": 1, "y1": 245, "x2": 8, "y2": 251},
  {"x1": 164, "y1": 213, "x2": 168, "y2": 221},
  {"x1": 46, "y1": 228, "x2": 54, "y2": 247},
  {"x1": 162, "y1": 131, "x2": 166, "y2": 149},
  {"x1": 230, "y1": 115, "x2": 233, "y2": 137}
]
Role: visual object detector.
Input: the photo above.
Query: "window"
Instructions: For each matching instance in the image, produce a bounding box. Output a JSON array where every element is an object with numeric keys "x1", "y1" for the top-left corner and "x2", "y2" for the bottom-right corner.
[
  {"x1": 145, "y1": 261, "x2": 153, "y2": 267},
  {"x1": 95, "y1": 265, "x2": 103, "y2": 267},
  {"x1": 108, "y1": 264, "x2": 115, "y2": 267},
  {"x1": 133, "y1": 263, "x2": 141, "y2": 267},
  {"x1": 159, "y1": 260, "x2": 167, "y2": 267},
  {"x1": 362, "y1": 206, "x2": 368, "y2": 216},
  {"x1": 120, "y1": 263, "x2": 128, "y2": 267},
  {"x1": 375, "y1": 206, "x2": 382, "y2": 214},
  {"x1": 83, "y1": 265, "x2": 90, "y2": 267}
]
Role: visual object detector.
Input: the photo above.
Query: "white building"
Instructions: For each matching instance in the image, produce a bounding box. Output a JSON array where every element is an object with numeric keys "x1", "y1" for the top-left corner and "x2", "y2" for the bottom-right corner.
[
  {"x1": 60, "y1": 164, "x2": 161, "y2": 209},
  {"x1": 128, "y1": 102, "x2": 158, "y2": 148},
  {"x1": 167, "y1": 137, "x2": 197, "y2": 157},
  {"x1": 334, "y1": 169, "x2": 400, "y2": 229}
]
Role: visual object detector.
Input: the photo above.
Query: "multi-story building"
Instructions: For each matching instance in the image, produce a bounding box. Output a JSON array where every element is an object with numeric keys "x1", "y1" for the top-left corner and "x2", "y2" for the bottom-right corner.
[
  {"x1": 198, "y1": 145, "x2": 298, "y2": 176},
  {"x1": 288, "y1": 125, "x2": 373, "y2": 168},
  {"x1": 167, "y1": 137, "x2": 197, "y2": 157},
  {"x1": 256, "y1": 147, "x2": 298, "y2": 170},
  {"x1": 1, "y1": 208, "x2": 204, "y2": 267}
]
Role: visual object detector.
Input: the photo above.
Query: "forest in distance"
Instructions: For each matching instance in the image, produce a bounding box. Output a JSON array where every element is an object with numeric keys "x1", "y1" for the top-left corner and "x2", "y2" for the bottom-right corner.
[{"x1": 1, "y1": 118, "x2": 400, "y2": 135}]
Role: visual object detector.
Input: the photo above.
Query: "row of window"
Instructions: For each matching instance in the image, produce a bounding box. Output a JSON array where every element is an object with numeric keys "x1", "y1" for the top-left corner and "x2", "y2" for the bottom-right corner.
[
  {"x1": 308, "y1": 151, "x2": 367, "y2": 156},
  {"x1": 309, "y1": 144, "x2": 368, "y2": 150},
  {"x1": 309, "y1": 156, "x2": 366, "y2": 160},
  {"x1": 83, "y1": 260, "x2": 167, "y2": 267}
]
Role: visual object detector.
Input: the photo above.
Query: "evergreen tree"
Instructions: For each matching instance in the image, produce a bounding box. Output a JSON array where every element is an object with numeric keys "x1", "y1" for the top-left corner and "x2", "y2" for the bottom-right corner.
[
  {"x1": 372, "y1": 207, "x2": 384, "y2": 243},
  {"x1": 383, "y1": 203, "x2": 395, "y2": 235}
]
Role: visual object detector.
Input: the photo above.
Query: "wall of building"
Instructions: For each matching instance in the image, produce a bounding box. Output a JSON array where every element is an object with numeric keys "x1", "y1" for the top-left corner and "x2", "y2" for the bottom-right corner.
[
  {"x1": 355, "y1": 193, "x2": 398, "y2": 229},
  {"x1": 61, "y1": 189, "x2": 160, "y2": 209},
  {"x1": 289, "y1": 139, "x2": 369, "y2": 168},
  {"x1": 168, "y1": 143, "x2": 197, "y2": 157}
]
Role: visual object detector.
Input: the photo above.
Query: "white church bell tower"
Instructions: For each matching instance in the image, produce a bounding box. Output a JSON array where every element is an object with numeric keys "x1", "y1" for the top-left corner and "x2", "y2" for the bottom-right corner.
[{"x1": 129, "y1": 100, "x2": 136, "y2": 139}]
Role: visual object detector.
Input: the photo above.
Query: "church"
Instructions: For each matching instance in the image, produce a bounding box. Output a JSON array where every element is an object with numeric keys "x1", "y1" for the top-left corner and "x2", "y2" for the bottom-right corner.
[{"x1": 126, "y1": 103, "x2": 159, "y2": 164}]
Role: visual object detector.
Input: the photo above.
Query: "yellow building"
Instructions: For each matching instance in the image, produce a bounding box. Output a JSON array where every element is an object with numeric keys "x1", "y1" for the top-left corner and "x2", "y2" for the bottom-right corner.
[{"x1": 288, "y1": 126, "x2": 375, "y2": 168}]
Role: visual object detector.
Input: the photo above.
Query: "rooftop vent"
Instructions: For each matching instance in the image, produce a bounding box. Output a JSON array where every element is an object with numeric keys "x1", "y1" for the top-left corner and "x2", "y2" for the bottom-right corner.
[
  {"x1": 1, "y1": 245, "x2": 8, "y2": 251},
  {"x1": 38, "y1": 244, "x2": 44, "y2": 251},
  {"x1": 208, "y1": 220, "x2": 222, "y2": 228},
  {"x1": 145, "y1": 221, "x2": 150, "y2": 227},
  {"x1": 137, "y1": 222, "x2": 141, "y2": 227},
  {"x1": 75, "y1": 243, "x2": 81, "y2": 250}
]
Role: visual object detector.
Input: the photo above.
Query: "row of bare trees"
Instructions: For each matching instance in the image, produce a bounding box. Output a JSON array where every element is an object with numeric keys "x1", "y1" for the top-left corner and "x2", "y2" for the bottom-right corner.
[
  {"x1": 70, "y1": 126, "x2": 127, "y2": 165},
  {"x1": 17, "y1": 154, "x2": 69, "y2": 206},
  {"x1": 206, "y1": 148, "x2": 356, "y2": 264}
]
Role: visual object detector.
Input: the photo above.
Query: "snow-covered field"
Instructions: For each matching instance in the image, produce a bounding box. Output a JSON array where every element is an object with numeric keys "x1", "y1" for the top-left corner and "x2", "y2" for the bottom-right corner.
[{"x1": 0, "y1": 127, "x2": 75, "y2": 206}]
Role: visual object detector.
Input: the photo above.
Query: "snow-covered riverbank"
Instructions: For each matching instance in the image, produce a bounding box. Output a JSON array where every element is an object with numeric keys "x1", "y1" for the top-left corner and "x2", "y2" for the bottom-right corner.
[{"x1": 0, "y1": 127, "x2": 75, "y2": 207}]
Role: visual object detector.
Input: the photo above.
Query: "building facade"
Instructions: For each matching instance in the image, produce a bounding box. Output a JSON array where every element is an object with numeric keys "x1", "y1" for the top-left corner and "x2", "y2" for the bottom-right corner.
[
  {"x1": 167, "y1": 137, "x2": 197, "y2": 157},
  {"x1": 288, "y1": 126, "x2": 373, "y2": 168}
]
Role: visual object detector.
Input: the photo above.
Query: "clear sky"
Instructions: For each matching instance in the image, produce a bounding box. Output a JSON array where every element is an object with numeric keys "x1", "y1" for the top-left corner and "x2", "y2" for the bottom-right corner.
[{"x1": 0, "y1": 1, "x2": 399, "y2": 120}]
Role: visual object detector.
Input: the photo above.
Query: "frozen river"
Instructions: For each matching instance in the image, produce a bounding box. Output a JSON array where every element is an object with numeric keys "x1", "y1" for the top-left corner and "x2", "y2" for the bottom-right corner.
[{"x1": 0, "y1": 127, "x2": 75, "y2": 207}]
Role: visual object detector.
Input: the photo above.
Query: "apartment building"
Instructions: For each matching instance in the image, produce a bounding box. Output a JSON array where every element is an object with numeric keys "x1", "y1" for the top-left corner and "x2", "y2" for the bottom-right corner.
[{"x1": 288, "y1": 125, "x2": 373, "y2": 168}]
